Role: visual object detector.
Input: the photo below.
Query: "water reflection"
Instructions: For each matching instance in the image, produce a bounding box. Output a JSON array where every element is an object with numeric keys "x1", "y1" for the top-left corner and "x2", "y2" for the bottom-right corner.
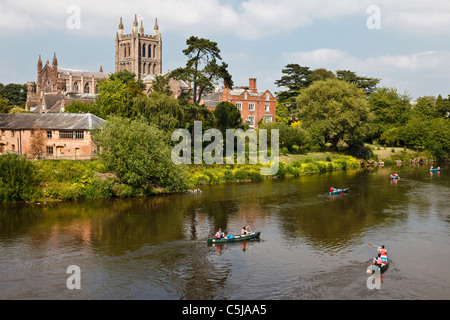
[{"x1": 0, "y1": 164, "x2": 449, "y2": 299}]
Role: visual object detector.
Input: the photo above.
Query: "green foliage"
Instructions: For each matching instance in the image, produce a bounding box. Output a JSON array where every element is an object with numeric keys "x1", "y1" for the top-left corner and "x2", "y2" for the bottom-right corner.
[
  {"x1": 92, "y1": 116, "x2": 189, "y2": 194},
  {"x1": 335, "y1": 70, "x2": 380, "y2": 95},
  {"x1": 170, "y1": 36, "x2": 233, "y2": 104},
  {"x1": 214, "y1": 101, "x2": 243, "y2": 133},
  {"x1": 132, "y1": 92, "x2": 184, "y2": 134},
  {"x1": 64, "y1": 101, "x2": 101, "y2": 117},
  {"x1": 0, "y1": 83, "x2": 27, "y2": 107},
  {"x1": 296, "y1": 79, "x2": 371, "y2": 151},
  {"x1": 0, "y1": 154, "x2": 42, "y2": 202},
  {"x1": 258, "y1": 122, "x2": 308, "y2": 153}
]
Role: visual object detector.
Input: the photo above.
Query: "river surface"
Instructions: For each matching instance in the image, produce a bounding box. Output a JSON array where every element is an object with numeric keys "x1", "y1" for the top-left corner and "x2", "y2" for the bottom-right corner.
[{"x1": 0, "y1": 165, "x2": 449, "y2": 300}]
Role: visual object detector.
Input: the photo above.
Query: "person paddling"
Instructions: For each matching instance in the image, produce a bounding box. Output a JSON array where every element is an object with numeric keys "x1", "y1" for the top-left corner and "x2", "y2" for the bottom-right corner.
[{"x1": 215, "y1": 228, "x2": 225, "y2": 239}]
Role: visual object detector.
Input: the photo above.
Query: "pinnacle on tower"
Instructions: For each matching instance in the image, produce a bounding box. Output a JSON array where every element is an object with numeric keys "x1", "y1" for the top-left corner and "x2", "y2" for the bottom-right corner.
[
  {"x1": 99, "y1": 65, "x2": 103, "y2": 73},
  {"x1": 140, "y1": 20, "x2": 144, "y2": 35},
  {"x1": 119, "y1": 17, "x2": 124, "y2": 29},
  {"x1": 154, "y1": 18, "x2": 159, "y2": 36},
  {"x1": 52, "y1": 52, "x2": 58, "y2": 66}
]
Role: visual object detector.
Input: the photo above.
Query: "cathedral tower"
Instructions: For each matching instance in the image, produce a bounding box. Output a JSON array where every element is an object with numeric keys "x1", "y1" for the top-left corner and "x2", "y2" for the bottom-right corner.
[{"x1": 115, "y1": 15, "x2": 162, "y2": 80}]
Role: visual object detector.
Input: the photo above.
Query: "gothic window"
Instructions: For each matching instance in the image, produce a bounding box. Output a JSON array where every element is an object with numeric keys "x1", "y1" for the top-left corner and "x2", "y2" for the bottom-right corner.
[
  {"x1": 123, "y1": 44, "x2": 126, "y2": 57},
  {"x1": 142, "y1": 44, "x2": 146, "y2": 57},
  {"x1": 45, "y1": 80, "x2": 51, "y2": 92},
  {"x1": 148, "y1": 44, "x2": 152, "y2": 58},
  {"x1": 148, "y1": 63, "x2": 151, "y2": 74},
  {"x1": 153, "y1": 45, "x2": 157, "y2": 58},
  {"x1": 84, "y1": 82, "x2": 90, "y2": 94},
  {"x1": 73, "y1": 81, "x2": 78, "y2": 93},
  {"x1": 128, "y1": 43, "x2": 130, "y2": 56},
  {"x1": 143, "y1": 62, "x2": 146, "y2": 74}
]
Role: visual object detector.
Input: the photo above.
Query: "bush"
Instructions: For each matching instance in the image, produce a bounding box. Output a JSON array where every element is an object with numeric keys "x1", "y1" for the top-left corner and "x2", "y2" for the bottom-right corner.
[{"x1": 0, "y1": 154, "x2": 43, "y2": 202}]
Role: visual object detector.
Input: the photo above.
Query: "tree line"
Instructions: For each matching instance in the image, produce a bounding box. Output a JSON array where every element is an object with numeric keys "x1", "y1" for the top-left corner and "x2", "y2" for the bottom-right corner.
[{"x1": 274, "y1": 64, "x2": 450, "y2": 160}]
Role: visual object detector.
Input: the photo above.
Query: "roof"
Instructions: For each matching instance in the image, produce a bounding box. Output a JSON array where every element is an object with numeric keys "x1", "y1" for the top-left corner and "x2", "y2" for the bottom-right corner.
[
  {"x1": 0, "y1": 113, "x2": 105, "y2": 130},
  {"x1": 58, "y1": 68, "x2": 109, "y2": 79}
]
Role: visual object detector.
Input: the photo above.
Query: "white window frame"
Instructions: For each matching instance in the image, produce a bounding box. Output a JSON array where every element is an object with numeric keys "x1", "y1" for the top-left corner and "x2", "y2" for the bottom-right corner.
[
  {"x1": 248, "y1": 116, "x2": 255, "y2": 127},
  {"x1": 249, "y1": 103, "x2": 255, "y2": 111},
  {"x1": 236, "y1": 102, "x2": 242, "y2": 110},
  {"x1": 265, "y1": 104, "x2": 270, "y2": 112}
]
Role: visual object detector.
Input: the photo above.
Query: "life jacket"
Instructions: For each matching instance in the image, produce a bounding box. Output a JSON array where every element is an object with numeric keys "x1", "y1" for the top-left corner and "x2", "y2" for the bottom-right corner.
[
  {"x1": 380, "y1": 248, "x2": 387, "y2": 256},
  {"x1": 215, "y1": 232, "x2": 222, "y2": 239},
  {"x1": 376, "y1": 257, "x2": 383, "y2": 265},
  {"x1": 241, "y1": 229, "x2": 245, "y2": 235},
  {"x1": 330, "y1": 188, "x2": 333, "y2": 192}
]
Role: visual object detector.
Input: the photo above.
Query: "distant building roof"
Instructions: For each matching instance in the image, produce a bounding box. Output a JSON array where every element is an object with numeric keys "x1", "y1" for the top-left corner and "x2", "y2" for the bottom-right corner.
[
  {"x1": 0, "y1": 113, "x2": 105, "y2": 130},
  {"x1": 58, "y1": 68, "x2": 109, "y2": 79}
]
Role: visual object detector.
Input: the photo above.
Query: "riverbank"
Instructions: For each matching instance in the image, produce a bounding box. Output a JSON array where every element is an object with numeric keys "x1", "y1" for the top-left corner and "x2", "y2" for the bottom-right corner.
[{"x1": 0, "y1": 148, "x2": 443, "y2": 203}]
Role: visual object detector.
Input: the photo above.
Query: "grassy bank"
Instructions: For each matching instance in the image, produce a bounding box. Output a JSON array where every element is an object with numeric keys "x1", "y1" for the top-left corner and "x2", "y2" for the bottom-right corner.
[{"x1": 1, "y1": 148, "x2": 439, "y2": 203}]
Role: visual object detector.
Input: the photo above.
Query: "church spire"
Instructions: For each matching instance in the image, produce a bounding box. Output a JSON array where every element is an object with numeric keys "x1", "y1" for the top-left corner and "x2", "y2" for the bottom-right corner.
[
  {"x1": 52, "y1": 52, "x2": 58, "y2": 67},
  {"x1": 133, "y1": 14, "x2": 138, "y2": 34},
  {"x1": 118, "y1": 17, "x2": 124, "y2": 38},
  {"x1": 154, "y1": 18, "x2": 159, "y2": 36},
  {"x1": 37, "y1": 55, "x2": 42, "y2": 70},
  {"x1": 139, "y1": 20, "x2": 144, "y2": 35}
]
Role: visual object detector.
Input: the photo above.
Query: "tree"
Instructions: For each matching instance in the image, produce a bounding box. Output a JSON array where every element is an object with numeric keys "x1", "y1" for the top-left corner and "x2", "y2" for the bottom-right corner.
[
  {"x1": 296, "y1": 79, "x2": 371, "y2": 152},
  {"x1": 0, "y1": 153, "x2": 42, "y2": 201},
  {"x1": 423, "y1": 118, "x2": 450, "y2": 160},
  {"x1": 368, "y1": 87, "x2": 412, "y2": 141},
  {"x1": 92, "y1": 116, "x2": 189, "y2": 194},
  {"x1": 0, "y1": 83, "x2": 27, "y2": 106},
  {"x1": 213, "y1": 101, "x2": 243, "y2": 133},
  {"x1": 150, "y1": 75, "x2": 173, "y2": 96},
  {"x1": 170, "y1": 36, "x2": 233, "y2": 104},
  {"x1": 132, "y1": 92, "x2": 184, "y2": 135},
  {"x1": 29, "y1": 127, "x2": 46, "y2": 158},
  {"x1": 64, "y1": 101, "x2": 101, "y2": 117},
  {"x1": 336, "y1": 70, "x2": 380, "y2": 95},
  {"x1": 0, "y1": 98, "x2": 11, "y2": 113},
  {"x1": 275, "y1": 64, "x2": 313, "y2": 107}
]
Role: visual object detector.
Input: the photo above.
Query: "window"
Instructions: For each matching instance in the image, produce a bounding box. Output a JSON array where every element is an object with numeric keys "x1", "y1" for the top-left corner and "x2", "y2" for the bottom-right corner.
[
  {"x1": 46, "y1": 146, "x2": 54, "y2": 155},
  {"x1": 75, "y1": 131, "x2": 84, "y2": 139},
  {"x1": 236, "y1": 102, "x2": 242, "y2": 110},
  {"x1": 73, "y1": 82, "x2": 78, "y2": 93},
  {"x1": 265, "y1": 93, "x2": 270, "y2": 100},
  {"x1": 59, "y1": 131, "x2": 84, "y2": 139},
  {"x1": 47, "y1": 131, "x2": 52, "y2": 138},
  {"x1": 264, "y1": 116, "x2": 273, "y2": 123},
  {"x1": 265, "y1": 104, "x2": 270, "y2": 112},
  {"x1": 248, "y1": 116, "x2": 255, "y2": 126},
  {"x1": 11, "y1": 130, "x2": 14, "y2": 138},
  {"x1": 11, "y1": 144, "x2": 15, "y2": 151},
  {"x1": 84, "y1": 82, "x2": 90, "y2": 94},
  {"x1": 249, "y1": 103, "x2": 255, "y2": 111}
]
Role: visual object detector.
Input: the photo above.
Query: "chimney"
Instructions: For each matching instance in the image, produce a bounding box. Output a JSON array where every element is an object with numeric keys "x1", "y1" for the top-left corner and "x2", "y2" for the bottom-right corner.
[{"x1": 249, "y1": 78, "x2": 257, "y2": 93}]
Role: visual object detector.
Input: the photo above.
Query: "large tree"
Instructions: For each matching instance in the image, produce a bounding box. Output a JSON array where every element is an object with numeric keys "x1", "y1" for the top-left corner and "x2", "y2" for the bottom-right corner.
[
  {"x1": 296, "y1": 79, "x2": 371, "y2": 152},
  {"x1": 275, "y1": 64, "x2": 313, "y2": 106},
  {"x1": 170, "y1": 36, "x2": 233, "y2": 104},
  {"x1": 336, "y1": 70, "x2": 380, "y2": 95}
]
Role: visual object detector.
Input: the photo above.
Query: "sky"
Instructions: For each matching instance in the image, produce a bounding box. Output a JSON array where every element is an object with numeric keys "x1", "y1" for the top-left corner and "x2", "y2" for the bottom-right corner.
[{"x1": 1, "y1": 0, "x2": 450, "y2": 100}]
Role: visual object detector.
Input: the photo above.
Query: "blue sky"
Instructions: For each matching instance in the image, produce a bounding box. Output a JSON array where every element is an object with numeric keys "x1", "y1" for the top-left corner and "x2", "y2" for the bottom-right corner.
[{"x1": 1, "y1": 0, "x2": 450, "y2": 100}]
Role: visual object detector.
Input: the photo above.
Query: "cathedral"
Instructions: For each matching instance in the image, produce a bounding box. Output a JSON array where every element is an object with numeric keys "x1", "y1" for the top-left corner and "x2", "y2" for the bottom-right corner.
[
  {"x1": 26, "y1": 15, "x2": 189, "y2": 112},
  {"x1": 115, "y1": 15, "x2": 162, "y2": 79}
]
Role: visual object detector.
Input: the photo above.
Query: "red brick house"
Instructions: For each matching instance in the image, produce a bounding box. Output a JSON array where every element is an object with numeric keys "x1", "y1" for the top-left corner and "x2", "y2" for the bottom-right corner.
[
  {"x1": 201, "y1": 78, "x2": 276, "y2": 128},
  {"x1": 0, "y1": 113, "x2": 104, "y2": 159}
]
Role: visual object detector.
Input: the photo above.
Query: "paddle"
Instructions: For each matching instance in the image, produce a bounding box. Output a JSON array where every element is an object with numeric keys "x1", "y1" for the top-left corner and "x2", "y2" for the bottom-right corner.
[{"x1": 368, "y1": 243, "x2": 380, "y2": 248}]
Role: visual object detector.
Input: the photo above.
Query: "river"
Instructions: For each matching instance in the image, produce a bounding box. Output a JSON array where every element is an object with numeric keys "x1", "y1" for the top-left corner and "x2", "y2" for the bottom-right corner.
[{"x1": 0, "y1": 164, "x2": 449, "y2": 300}]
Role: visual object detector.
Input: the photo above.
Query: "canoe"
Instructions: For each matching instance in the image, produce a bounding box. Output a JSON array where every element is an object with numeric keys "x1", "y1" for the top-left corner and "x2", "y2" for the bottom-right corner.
[
  {"x1": 207, "y1": 232, "x2": 261, "y2": 244},
  {"x1": 327, "y1": 188, "x2": 349, "y2": 195},
  {"x1": 429, "y1": 168, "x2": 442, "y2": 172},
  {"x1": 366, "y1": 260, "x2": 389, "y2": 274}
]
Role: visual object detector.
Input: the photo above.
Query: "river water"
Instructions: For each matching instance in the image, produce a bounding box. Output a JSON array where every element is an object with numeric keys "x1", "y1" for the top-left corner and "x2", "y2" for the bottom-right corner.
[{"x1": 0, "y1": 165, "x2": 449, "y2": 300}]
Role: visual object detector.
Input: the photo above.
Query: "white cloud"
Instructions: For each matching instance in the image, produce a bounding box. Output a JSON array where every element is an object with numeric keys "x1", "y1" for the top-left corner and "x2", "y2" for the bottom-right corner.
[
  {"x1": 282, "y1": 48, "x2": 450, "y2": 98},
  {"x1": 2, "y1": 0, "x2": 449, "y2": 39}
]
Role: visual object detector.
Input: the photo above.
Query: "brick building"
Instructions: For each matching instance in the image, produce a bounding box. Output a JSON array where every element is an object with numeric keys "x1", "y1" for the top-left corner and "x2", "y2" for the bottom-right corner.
[
  {"x1": 0, "y1": 113, "x2": 104, "y2": 159},
  {"x1": 201, "y1": 78, "x2": 276, "y2": 128}
]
